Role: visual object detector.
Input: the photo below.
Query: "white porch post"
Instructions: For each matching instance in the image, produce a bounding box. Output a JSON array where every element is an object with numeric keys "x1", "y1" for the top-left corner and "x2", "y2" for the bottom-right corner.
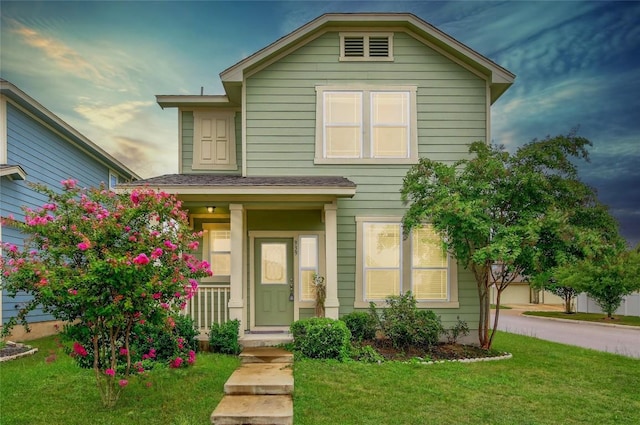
[
  {"x1": 228, "y1": 204, "x2": 244, "y2": 324},
  {"x1": 324, "y1": 203, "x2": 340, "y2": 319}
]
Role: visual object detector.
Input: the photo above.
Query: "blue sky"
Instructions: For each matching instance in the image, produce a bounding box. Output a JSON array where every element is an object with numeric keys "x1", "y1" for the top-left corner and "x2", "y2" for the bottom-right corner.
[{"x1": 1, "y1": 0, "x2": 639, "y2": 246}]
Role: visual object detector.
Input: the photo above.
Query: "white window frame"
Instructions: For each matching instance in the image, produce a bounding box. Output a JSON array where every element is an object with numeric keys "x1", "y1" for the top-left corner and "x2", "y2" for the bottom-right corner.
[
  {"x1": 315, "y1": 85, "x2": 418, "y2": 165},
  {"x1": 354, "y1": 217, "x2": 459, "y2": 309},
  {"x1": 108, "y1": 171, "x2": 118, "y2": 191},
  {"x1": 339, "y1": 32, "x2": 394, "y2": 62},
  {"x1": 192, "y1": 110, "x2": 237, "y2": 171},
  {"x1": 202, "y1": 223, "x2": 231, "y2": 283}
]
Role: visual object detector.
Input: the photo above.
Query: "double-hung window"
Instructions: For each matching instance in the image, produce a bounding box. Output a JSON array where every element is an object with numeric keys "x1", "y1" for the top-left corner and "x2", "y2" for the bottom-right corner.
[
  {"x1": 355, "y1": 218, "x2": 458, "y2": 308},
  {"x1": 202, "y1": 223, "x2": 231, "y2": 283},
  {"x1": 316, "y1": 86, "x2": 417, "y2": 164},
  {"x1": 299, "y1": 235, "x2": 320, "y2": 301}
]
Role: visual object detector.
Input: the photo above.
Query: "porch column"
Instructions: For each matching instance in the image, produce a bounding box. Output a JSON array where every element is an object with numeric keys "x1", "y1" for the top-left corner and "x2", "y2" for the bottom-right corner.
[
  {"x1": 228, "y1": 204, "x2": 244, "y2": 324},
  {"x1": 324, "y1": 203, "x2": 340, "y2": 319}
]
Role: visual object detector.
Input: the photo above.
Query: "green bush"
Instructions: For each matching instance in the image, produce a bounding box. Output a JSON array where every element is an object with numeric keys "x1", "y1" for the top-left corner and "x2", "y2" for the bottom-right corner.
[
  {"x1": 445, "y1": 316, "x2": 470, "y2": 344},
  {"x1": 208, "y1": 319, "x2": 242, "y2": 355},
  {"x1": 290, "y1": 317, "x2": 351, "y2": 361},
  {"x1": 350, "y1": 344, "x2": 385, "y2": 363},
  {"x1": 341, "y1": 311, "x2": 377, "y2": 342},
  {"x1": 377, "y1": 292, "x2": 444, "y2": 351}
]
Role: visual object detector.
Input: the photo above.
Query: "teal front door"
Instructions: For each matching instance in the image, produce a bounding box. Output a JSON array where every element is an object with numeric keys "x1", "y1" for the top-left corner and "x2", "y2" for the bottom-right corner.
[{"x1": 255, "y1": 238, "x2": 294, "y2": 326}]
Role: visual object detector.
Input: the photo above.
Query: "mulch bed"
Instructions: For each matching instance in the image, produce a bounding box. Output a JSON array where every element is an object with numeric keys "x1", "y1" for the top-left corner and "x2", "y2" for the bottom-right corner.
[
  {"x1": 0, "y1": 342, "x2": 37, "y2": 361},
  {"x1": 363, "y1": 339, "x2": 505, "y2": 362}
]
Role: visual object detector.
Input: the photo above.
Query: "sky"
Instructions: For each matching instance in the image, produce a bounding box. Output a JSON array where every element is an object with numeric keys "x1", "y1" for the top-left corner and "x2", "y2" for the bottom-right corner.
[{"x1": 1, "y1": 0, "x2": 639, "y2": 246}]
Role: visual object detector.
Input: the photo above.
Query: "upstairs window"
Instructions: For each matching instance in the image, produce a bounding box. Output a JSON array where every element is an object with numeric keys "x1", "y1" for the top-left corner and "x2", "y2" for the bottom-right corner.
[
  {"x1": 192, "y1": 111, "x2": 237, "y2": 171},
  {"x1": 315, "y1": 85, "x2": 417, "y2": 164},
  {"x1": 340, "y1": 33, "x2": 394, "y2": 61}
]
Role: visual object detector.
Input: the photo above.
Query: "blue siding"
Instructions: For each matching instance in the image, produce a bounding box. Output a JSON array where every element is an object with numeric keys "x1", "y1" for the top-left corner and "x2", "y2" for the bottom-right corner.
[{"x1": 1, "y1": 103, "x2": 112, "y2": 324}]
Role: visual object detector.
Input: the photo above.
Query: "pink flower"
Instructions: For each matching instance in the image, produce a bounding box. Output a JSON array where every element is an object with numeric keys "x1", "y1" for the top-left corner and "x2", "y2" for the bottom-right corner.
[
  {"x1": 68, "y1": 289, "x2": 78, "y2": 295},
  {"x1": 163, "y1": 240, "x2": 178, "y2": 251},
  {"x1": 170, "y1": 357, "x2": 183, "y2": 368},
  {"x1": 133, "y1": 253, "x2": 150, "y2": 265},
  {"x1": 150, "y1": 248, "x2": 163, "y2": 259},
  {"x1": 77, "y1": 242, "x2": 90, "y2": 251},
  {"x1": 73, "y1": 342, "x2": 88, "y2": 357},
  {"x1": 105, "y1": 368, "x2": 115, "y2": 377},
  {"x1": 152, "y1": 292, "x2": 162, "y2": 300},
  {"x1": 43, "y1": 203, "x2": 57, "y2": 211},
  {"x1": 130, "y1": 191, "x2": 140, "y2": 205},
  {"x1": 188, "y1": 241, "x2": 199, "y2": 250},
  {"x1": 119, "y1": 348, "x2": 128, "y2": 356},
  {"x1": 118, "y1": 379, "x2": 128, "y2": 388},
  {"x1": 148, "y1": 348, "x2": 156, "y2": 358},
  {"x1": 188, "y1": 350, "x2": 196, "y2": 365},
  {"x1": 61, "y1": 179, "x2": 77, "y2": 190}
]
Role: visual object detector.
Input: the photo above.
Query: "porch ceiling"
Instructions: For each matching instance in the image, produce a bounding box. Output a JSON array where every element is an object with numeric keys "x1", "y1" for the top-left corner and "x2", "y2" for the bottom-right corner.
[{"x1": 117, "y1": 174, "x2": 357, "y2": 197}]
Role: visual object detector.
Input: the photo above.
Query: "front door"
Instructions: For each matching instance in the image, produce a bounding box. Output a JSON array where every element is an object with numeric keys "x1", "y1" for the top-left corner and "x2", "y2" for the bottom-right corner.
[{"x1": 254, "y1": 238, "x2": 294, "y2": 326}]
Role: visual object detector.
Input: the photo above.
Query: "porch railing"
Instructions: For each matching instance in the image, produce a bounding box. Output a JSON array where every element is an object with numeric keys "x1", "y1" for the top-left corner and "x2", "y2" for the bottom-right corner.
[{"x1": 184, "y1": 284, "x2": 231, "y2": 332}]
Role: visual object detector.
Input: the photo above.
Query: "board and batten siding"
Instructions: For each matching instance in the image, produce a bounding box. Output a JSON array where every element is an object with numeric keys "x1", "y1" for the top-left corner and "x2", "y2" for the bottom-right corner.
[
  {"x1": 243, "y1": 31, "x2": 486, "y2": 327},
  {"x1": 180, "y1": 110, "x2": 242, "y2": 174},
  {"x1": 1, "y1": 103, "x2": 112, "y2": 324}
]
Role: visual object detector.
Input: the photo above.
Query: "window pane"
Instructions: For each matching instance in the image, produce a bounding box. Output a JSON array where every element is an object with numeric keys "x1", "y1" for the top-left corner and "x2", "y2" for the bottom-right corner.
[
  {"x1": 261, "y1": 243, "x2": 287, "y2": 284},
  {"x1": 301, "y1": 270, "x2": 316, "y2": 300},
  {"x1": 326, "y1": 127, "x2": 361, "y2": 157},
  {"x1": 211, "y1": 231, "x2": 231, "y2": 251},
  {"x1": 364, "y1": 223, "x2": 399, "y2": 267},
  {"x1": 325, "y1": 93, "x2": 361, "y2": 123},
  {"x1": 372, "y1": 92, "x2": 408, "y2": 124},
  {"x1": 413, "y1": 270, "x2": 447, "y2": 299},
  {"x1": 300, "y1": 237, "x2": 318, "y2": 268},
  {"x1": 365, "y1": 270, "x2": 400, "y2": 299},
  {"x1": 372, "y1": 127, "x2": 408, "y2": 157},
  {"x1": 412, "y1": 227, "x2": 446, "y2": 268},
  {"x1": 211, "y1": 253, "x2": 231, "y2": 276}
]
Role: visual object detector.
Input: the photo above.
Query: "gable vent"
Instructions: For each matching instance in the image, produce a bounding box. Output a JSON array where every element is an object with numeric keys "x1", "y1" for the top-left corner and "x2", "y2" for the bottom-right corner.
[
  {"x1": 344, "y1": 37, "x2": 365, "y2": 57},
  {"x1": 340, "y1": 33, "x2": 393, "y2": 61},
  {"x1": 368, "y1": 37, "x2": 390, "y2": 57}
]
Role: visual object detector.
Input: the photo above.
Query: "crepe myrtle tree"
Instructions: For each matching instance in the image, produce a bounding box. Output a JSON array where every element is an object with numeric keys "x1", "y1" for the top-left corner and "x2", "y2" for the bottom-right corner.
[
  {"x1": 0, "y1": 180, "x2": 211, "y2": 407},
  {"x1": 401, "y1": 131, "x2": 609, "y2": 349}
]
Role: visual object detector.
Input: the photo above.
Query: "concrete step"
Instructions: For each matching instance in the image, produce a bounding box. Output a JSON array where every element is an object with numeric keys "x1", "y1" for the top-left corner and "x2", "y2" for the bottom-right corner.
[
  {"x1": 240, "y1": 347, "x2": 293, "y2": 364},
  {"x1": 239, "y1": 333, "x2": 293, "y2": 348},
  {"x1": 211, "y1": 395, "x2": 293, "y2": 425},
  {"x1": 224, "y1": 363, "x2": 293, "y2": 395}
]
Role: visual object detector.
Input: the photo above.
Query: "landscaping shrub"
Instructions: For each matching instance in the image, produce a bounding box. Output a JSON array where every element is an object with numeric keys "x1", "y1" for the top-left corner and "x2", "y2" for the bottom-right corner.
[
  {"x1": 445, "y1": 316, "x2": 470, "y2": 344},
  {"x1": 208, "y1": 319, "x2": 242, "y2": 355},
  {"x1": 376, "y1": 292, "x2": 444, "y2": 351},
  {"x1": 350, "y1": 344, "x2": 385, "y2": 363},
  {"x1": 341, "y1": 311, "x2": 377, "y2": 342},
  {"x1": 290, "y1": 317, "x2": 351, "y2": 361}
]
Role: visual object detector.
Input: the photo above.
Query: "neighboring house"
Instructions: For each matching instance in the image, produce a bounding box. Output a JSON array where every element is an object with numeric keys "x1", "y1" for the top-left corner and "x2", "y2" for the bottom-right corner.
[
  {"x1": 0, "y1": 79, "x2": 140, "y2": 340},
  {"x1": 121, "y1": 13, "x2": 515, "y2": 339},
  {"x1": 490, "y1": 279, "x2": 564, "y2": 306}
]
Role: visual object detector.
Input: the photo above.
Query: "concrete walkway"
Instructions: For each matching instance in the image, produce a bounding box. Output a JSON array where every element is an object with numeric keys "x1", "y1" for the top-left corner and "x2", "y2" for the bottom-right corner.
[
  {"x1": 211, "y1": 347, "x2": 294, "y2": 425},
  {"x1": 494, "y1": 305, "x2": 640, "y2": 358}
]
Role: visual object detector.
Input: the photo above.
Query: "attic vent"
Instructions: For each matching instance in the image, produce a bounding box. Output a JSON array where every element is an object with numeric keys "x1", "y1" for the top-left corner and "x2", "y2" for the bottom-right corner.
[
  {"x1": 340, "y1": 33, "x2": 394, "y2": 61},
  {"x1": 344, "y1": 37, "x2": 365, "y2": 57}
]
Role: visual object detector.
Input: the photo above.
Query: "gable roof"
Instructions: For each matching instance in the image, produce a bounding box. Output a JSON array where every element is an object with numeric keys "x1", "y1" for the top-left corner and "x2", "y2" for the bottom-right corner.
[
  {"x1": 0, "y1": 79, "x2": 141, "y2": 181},
  {"x1": 220, "y1": 13, "x2": 515, "y2": 104}
]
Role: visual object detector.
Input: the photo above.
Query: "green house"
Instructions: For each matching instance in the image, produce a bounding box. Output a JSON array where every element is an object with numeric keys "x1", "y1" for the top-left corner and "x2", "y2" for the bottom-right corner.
[{"x1": 123, "y1": 13, "x2": 514, "y2": 342}]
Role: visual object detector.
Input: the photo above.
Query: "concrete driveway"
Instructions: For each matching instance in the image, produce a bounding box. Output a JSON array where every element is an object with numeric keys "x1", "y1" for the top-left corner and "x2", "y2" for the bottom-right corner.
[{"x1": 492, "y1": 306, "x2": 640, "y2": 358}]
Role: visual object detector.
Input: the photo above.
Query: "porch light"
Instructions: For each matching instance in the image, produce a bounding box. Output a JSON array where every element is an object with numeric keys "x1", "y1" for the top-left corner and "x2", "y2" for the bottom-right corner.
[{"x1": 207, "y1": 206, "x2": 215, "y2": 213}]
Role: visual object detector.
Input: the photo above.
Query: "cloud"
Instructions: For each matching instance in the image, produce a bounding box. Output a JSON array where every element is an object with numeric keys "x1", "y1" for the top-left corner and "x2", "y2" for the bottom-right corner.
[
  {"x1": 111, "y1": 136, "x2": 176, "y2": 179},
  {"x1": 74, "y1": 100, "x2": 153, "y2": 130}
]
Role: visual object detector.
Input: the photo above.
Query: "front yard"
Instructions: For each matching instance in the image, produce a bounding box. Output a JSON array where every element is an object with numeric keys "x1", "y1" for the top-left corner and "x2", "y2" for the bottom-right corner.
[{"x1": 1, "y1": 332, "x2": 638, "y2": 425}]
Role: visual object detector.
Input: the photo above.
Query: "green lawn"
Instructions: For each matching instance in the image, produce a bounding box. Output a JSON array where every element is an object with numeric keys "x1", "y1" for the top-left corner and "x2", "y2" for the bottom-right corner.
[
  {"x1": 524, "y1": 311, "x2": 640, "y2": 327},
  {"x1": 1, "y1": 332, "x2": 639, "y2": 425}
]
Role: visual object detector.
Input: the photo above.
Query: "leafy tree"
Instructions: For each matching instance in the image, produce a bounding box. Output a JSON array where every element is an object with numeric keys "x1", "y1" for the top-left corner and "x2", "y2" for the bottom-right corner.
[
  {"x1": 0, "y1": 181, "x2": 211, "y2": 407},
  {"x1": 556, "y1": 246, "x2": 640, "y2": 318},
  {"x1": 401, "y1": 132, "x2": 608, "y2": 349}
]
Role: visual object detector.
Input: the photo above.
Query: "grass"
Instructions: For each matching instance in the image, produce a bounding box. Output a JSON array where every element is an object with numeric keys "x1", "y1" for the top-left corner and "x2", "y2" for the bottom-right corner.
[
  {"x1": 524, "y1": 311, "x2": 640, "y2": 327},
  {"x1": 2, "y1": 332, "x2": 639, "y2": 424},
  {"x1": 491, "y1": 304, "x2": 512, "y2": 309}
]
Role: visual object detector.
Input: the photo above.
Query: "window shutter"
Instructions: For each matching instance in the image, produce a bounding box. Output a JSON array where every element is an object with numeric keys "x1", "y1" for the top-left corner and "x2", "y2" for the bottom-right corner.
[
  {"x1": 368, "y1": 37, "x2": 389, "y2": 57},
  {"x1": 343, "y1": 36, "x2": 365, "y2": 57}
]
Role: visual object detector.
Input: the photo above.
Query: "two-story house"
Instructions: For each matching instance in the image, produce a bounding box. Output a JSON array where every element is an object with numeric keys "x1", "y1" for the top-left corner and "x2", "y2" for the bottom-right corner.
[
  {"x1": 1, "y1": 79, "x2": 140, "y2": 340},
  {"x1": 121, "y1": 13, "x2": 515, "y2": 342}
]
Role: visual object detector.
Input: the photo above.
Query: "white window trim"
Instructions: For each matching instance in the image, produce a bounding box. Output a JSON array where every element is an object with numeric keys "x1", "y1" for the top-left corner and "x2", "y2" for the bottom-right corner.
[
  {"x1": 339, "y1": 32, "x2": 394, "y2": 62},
  {"x1": 108, "y1": 170, "x2": 118, "y2": 191},
  {"x1": 202, "y1": 223, "x2": 231, "y2": 283},
  {"x1": 354, "y1": 217, "x2": 459, "y2": 309},
  {"x1": 192, "y1": 110, "x2": 237, "y2": 171},
  {"x1": 315, "y1": 85, "x2": 418, "y2": 165}
]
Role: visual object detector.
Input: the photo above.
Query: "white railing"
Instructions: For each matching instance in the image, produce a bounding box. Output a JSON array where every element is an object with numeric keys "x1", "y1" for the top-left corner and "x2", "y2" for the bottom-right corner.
[{"x1": 184, "y1": 284, "x2": 231, "y2": 332}]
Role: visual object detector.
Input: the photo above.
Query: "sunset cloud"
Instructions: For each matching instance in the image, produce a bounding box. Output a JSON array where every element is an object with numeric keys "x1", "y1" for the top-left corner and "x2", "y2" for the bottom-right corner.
[{"x1": 74, "y1": 100, "x2": 153, "y2": 130}]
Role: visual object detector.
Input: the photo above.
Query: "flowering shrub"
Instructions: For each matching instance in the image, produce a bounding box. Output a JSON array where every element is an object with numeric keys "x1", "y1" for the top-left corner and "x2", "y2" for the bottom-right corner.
[{"x1": 0, "y1": 181, "x2": 211, "y2": 407}]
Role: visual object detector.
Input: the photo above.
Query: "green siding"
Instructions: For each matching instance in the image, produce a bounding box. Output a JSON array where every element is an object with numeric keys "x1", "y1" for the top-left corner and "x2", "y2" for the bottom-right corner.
[
  {"x1": 180, "y1": 110, "x2": 242, "y2": 174},
  {"x1": 242, "y1": 30, "x2": 487, "y2": 330}
]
